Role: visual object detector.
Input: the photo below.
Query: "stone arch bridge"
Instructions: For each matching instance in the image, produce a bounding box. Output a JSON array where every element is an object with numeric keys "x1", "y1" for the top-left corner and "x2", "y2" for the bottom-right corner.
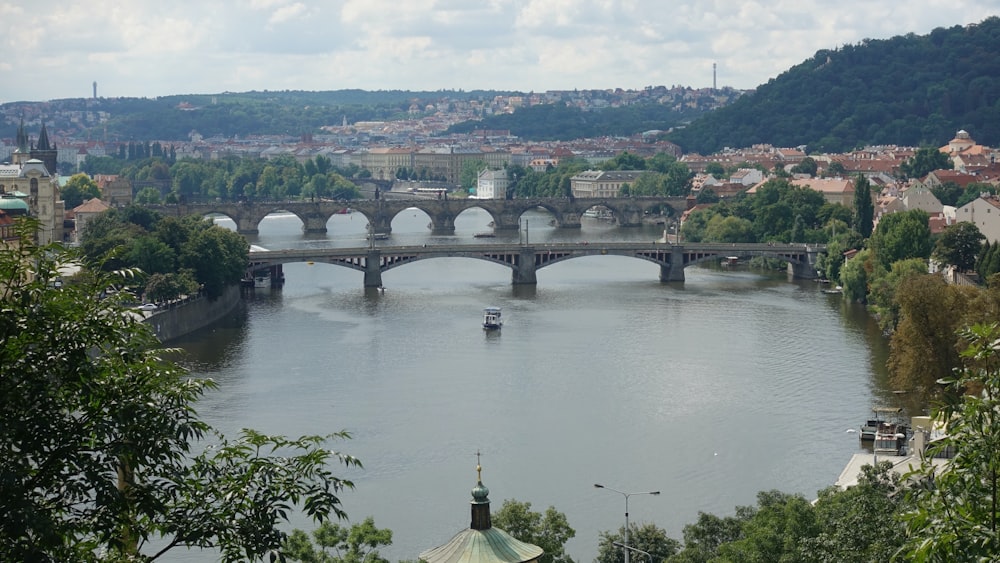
[
  {"x1": 147, "y1": 196, "x2": 689, "y2": 235},
  {"x1": 249, "y1": 242, "x2": 823, "y2": 287}
]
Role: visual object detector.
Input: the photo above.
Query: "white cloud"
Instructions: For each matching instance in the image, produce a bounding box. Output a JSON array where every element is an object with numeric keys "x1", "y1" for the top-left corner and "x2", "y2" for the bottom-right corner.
[{"x1": 4, "y1": 0, "x2": 1000, "y2": 101}]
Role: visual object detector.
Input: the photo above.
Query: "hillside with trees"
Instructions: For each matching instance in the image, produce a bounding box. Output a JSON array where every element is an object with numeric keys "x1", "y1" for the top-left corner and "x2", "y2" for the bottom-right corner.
[
  {"x1": 445, "y1": 96, "x2": 716, "y2": 141},
  {"x1": 668, "y1": 17, "x2": 1000, "y2": 154}
]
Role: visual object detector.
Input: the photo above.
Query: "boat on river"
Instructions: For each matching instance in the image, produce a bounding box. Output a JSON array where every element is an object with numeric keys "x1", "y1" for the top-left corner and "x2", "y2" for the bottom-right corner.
[
  {"x1": 473, "y1": 232, "x2": 496, "y2": 238},
  {"x1": 873, "y1": 420, "x2": 909, "y2": 455},
  {"x1": 482, "y1": 307, "x2": 502, "y2": 330},
  {"x1": 860, "y1": 406, "x2": 903, "y2": 442},
  {"x1": 367, "y1": 232, "x2": 389, "y2": 240}
]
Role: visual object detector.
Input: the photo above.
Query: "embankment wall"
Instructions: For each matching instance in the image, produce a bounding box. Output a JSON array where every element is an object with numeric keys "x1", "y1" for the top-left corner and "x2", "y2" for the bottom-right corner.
[{"x1": 145, "y1": 284, "x2": 242, "y2": 343}]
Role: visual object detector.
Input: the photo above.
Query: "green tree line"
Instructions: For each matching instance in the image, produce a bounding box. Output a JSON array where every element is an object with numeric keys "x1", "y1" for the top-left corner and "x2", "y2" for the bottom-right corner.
[{"x1": 669, "y1": 17, "x2": 1000, "y2": 154}]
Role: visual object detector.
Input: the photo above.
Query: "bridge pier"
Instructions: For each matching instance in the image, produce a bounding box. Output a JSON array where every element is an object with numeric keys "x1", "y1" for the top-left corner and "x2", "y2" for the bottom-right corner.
[
  {"x1": 236, "y1": 216, "x2": 259, "y2": 235},
  {"x1": 370, "y1": 216, "x2": 393, "y2": 236},
  {"x1": 302, "y1": 216, "x2": 328, "y2": 234},
  {"x1": 557, "y1": 213, "x2": 582, "y2": 229},
  {"x1": 618, "y1": 209, "x2": 645, "y2": 228},
  {"x1": 659, "y1": 246, "x2": 686, "y2": 282},
  {"x1": 512, "y1": 247, "x2": 538, "y2": 285},
  {"x1": 430, "y1": 213, "x2": 456, "y2": 235},
  {"x1": 787, "y1": 250, "x2": 820, "y2": 279},
  {"x1": 364, "y1": 250, "x2": 383, "y2": 288}
]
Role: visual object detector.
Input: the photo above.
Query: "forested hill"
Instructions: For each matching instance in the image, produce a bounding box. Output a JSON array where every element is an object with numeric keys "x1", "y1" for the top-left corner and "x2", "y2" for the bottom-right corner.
[{"x1": 668, "y1": 17, "x2": 1000, "y2": 154}]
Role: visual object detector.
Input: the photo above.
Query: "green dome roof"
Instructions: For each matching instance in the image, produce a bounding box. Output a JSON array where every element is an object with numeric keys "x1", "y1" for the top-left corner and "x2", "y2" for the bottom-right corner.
[{"x1": 0, "y1": 197, "x2": 29, "y2": 211}]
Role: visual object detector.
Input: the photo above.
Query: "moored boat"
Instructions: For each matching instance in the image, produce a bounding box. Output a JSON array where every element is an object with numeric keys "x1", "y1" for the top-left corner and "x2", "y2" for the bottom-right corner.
[
  {"x1": 473, "y1": 232, "x2": 496, "y2": 238},
  {"x1": 861, "y1": 406, "x2": 904, "y2": 443},
  {"x1": 873, "y1": 420, "x2": 909, "y2": 455},
  {"x1": 483, "y1": 307, "x2": 502, "y2": 330}
]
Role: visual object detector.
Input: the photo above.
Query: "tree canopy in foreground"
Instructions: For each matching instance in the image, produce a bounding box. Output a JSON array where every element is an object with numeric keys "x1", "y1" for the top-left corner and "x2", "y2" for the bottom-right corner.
[{"x1": 0, "y1": 222, "x2": 360, "y2": 562}]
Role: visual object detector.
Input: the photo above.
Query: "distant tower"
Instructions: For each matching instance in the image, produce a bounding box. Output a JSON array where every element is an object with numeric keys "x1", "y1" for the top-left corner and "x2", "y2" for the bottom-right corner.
[
  {"x1": 31, "y1": 122, "x2": 59, "y2": 176},
  {"x1": 93, "y1": 81, "x2": 97, "y2": 99},
  {"x1": 713, "y1": 63, "x2": 717, "y2": 91}
]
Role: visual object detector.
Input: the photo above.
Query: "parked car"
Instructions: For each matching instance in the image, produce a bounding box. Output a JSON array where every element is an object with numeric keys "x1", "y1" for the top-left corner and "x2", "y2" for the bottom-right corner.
[{"x1": 135, "y1": 303, "x2": 159, "y2": 311}]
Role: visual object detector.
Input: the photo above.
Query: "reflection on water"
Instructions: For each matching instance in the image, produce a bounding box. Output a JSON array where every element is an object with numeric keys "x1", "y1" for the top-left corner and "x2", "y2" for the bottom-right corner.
[{"x1": 170, "y1": 208, "x2": 902, "y2": 563}]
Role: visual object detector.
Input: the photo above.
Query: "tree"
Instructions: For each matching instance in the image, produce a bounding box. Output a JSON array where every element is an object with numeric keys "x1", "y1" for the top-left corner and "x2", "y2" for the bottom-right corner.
[
  {"x1": 601, "y1": 151, "x2": 646, "y2": 171},
  {"x1": 799, "y1": 463, "x2": 905, "y2": 563},
  {"x1": 852, "y1": 175, "x2": 874, "y2": 238},
  {"x1": 867, "y1": 257, "x2": 929, "y2": 333},
  {"x1": 0, "y1": 223, "x2": 360, "y2": 562},
  {"x1": 933, "y1": 221, "x2": 985, "y2": 271},
  {"x1": 283, "y1": 517, "x2": 393, "y2": 563},
  {"x1": 715, "y1": 490, "x2": 819, "y2": 562},
  {"x1": 704, "y1": 162, "x2": 725, "y2": 179},
  {"x1": 595, "y1": 522, "x2": 679, "y2": 563},
  {"x1": 705, "y1": 215, "x2": 755, "y2": 243},
  {"x1": 899, "y1": 146, "x2": 953, "y2": 179},
  {"x1": 492, "y1": 500, "x2": 576, "y2": 563},
  {"x1": 790, "y1": 156, "x2": 818, "y2": 176},
  {"x1": 179, "y1": 224, "x2": 249, "y2": 298},
  {"x1": 900, "y1": 323, "x2": 1000, "y2": 561},
  {"x1": 136, "y1": 186, "x2": 163, "y2": 204},
  {"x1": 887, "y1": 274, "x2": 971, "y2": 393},
  {"x1": 61, "y1": 173, "x2": 103, "y2": 208},
  {"x1": 869, "y1": 209, "x2": 932, "y2": 269},
  {"x1": 826, "y1": 161, "x2": 846, "y2": 176},
  {"x1": 930, "y1": 181, "x2": 964, "y2": 207},
  {"x1": 840, "y1": 248, "x2": 870, "y2": 303},
  {"x1": 671, "y1": 510, "x2": 750, "y2": 563}
]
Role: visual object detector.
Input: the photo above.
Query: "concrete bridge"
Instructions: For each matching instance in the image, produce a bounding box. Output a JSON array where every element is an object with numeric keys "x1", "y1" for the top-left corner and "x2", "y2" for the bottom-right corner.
[
  {"x1": 147, "y1": 196, "x2": 689, "y2": 235},
  {"x1": 248, "y1": 242, "x2": 823, "y2": 287}
]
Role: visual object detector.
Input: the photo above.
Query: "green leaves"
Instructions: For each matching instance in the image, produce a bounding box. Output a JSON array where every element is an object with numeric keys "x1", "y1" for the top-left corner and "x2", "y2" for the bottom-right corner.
[
  {"x1": 0, "y1": 234, "x2": 359, "y2": 562},
  {"x1": 492, "y1": 499, "x2": 577, "y2": 563}
]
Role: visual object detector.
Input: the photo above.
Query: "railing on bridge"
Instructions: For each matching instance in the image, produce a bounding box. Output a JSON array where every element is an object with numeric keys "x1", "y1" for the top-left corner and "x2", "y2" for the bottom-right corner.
[{"x1": 248, "y1": 242, "x2": 825, "y2": 288}]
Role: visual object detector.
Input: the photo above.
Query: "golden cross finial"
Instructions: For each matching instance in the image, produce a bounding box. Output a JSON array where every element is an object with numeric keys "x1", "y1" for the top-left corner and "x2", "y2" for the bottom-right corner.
[{"x1": 475, "y1": 449, "x2": 482, "y2": 481}]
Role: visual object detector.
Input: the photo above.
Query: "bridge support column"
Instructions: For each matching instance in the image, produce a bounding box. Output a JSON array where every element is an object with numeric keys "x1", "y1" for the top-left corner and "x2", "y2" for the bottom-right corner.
[
  {"x1": 659, "y1": 246, "x2": 686, "y2": 282},
  {"x1": 618, "y1": 209, "x2": 644, "y2": 227},
  {"x1": 302, "y1": 216, "x2": 328, "y2": 234},
  {"x1": 369, "y1": 216, "x2": 393, "y2": 235},
  {"x1": 556, "y1": 213, "x2": 582, "y2": 229},
  {"x1": 236, "y1": 216, "x2": 258, "y2": 235},
  {"x1": 787, "y1": 257, "x2": 819, "y2": 279},
  {"x1": 512, "y1": 248, "x2": 537, "y2": 285},
  {"x1": 364, "y1": 250, "x2": 383, "y2": 288},
  {"x1": 430, "y1": 213, "x2": 456, "y2": 235}
]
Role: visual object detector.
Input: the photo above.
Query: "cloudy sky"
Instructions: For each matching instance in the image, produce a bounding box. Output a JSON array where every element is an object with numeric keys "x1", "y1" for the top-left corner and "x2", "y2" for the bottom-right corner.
[{"x1": 4, "y1": 1, "x2": 1000, "y2": 102}]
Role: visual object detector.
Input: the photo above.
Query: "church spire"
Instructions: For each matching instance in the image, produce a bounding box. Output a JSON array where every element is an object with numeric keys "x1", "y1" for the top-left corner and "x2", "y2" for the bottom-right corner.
[
  {"x1": 37, "y1": 121, "x2": 51, "y2": 151},
  {"x1": 15, "y1": 118, "x2": 28, "y2": 152}
]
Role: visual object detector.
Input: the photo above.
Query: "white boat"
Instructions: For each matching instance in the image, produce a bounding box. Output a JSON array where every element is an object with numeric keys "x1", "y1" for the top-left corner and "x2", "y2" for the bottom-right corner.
[
  {"x1": 366, "y1": 232, "x2": 389, "y2": 240},
  {"x1": 483, "y1": 307, "x2": 502, "y2": 330},
  {"x1": 583, "y1": 207, "x2": 614, "y2": 220},
  {"x1": 254, "y1": 276, "x2": 270, "y2": 288}
]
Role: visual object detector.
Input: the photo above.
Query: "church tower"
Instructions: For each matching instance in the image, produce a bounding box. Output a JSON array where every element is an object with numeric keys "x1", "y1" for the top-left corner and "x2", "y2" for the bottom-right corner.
[
  {"x1": 12, "y1": 118, "x2": 29, "y2": 165},
  {"x1": 419, "y1": 458, "x2": 543, "y2": 563},
  {"x1": 30, "y1": 121, "x2": 59, "y2": 176}
]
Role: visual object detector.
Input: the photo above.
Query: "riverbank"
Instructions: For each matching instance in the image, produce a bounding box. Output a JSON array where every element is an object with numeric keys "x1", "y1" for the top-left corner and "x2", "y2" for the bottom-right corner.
[{"x1": 143, "y1": 284, "x2": 242, "y2": 343}]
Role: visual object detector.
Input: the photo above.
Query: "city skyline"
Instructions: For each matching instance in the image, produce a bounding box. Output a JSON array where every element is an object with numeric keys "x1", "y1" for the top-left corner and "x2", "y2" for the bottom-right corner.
[{"x1": 4, "y1": 1, "x2": 1000, "y2": 103}]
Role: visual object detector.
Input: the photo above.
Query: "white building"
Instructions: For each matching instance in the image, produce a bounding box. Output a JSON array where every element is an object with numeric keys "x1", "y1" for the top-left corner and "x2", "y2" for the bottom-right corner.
[{"x1": 474, "y1": 168, "x2": 509, "y2": 199}]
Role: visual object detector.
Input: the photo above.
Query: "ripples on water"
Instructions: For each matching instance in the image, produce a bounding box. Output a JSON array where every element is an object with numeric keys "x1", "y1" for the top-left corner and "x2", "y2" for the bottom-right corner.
[{"x1": 167, "y1": 209, "x2": 898, "y2": 562}]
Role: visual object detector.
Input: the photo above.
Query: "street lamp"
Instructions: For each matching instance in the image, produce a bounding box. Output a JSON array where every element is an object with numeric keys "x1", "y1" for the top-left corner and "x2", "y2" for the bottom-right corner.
[
  {"x1": 612, "y1": 542, "x2": 653, "y2": 563},
  {"x1": 594, "y1": 484, "x2": 660, "y2": 563}
]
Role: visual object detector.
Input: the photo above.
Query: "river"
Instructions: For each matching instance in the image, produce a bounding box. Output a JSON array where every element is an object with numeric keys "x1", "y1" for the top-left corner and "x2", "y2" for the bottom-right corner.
[{"x1": 165, "y1": 206, "x2": 910, "y2": 562}]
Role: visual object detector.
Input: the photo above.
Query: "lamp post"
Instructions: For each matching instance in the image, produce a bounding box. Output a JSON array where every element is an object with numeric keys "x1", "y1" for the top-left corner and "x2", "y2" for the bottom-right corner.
[
  {"x1": 612, "y1": 542, "x2": 653, "y2": 563},
  {"x1": 594, "y1": 484, "x2": 660, "y2": 563}
]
